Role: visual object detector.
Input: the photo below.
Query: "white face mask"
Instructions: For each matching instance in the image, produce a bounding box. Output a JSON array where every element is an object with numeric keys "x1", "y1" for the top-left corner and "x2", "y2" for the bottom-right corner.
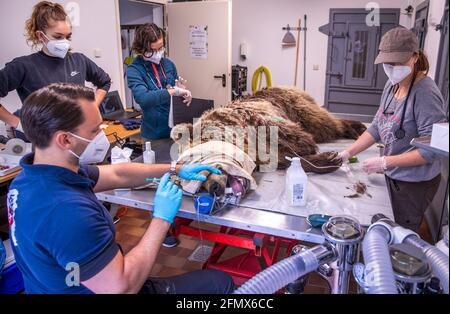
[
  {"x1": 143, "y1": 48, "x2": 165, "y2": 64},
  {"x1": 68, "y1": 131, "x2": 110, "y2": 165},
  {"x1": 383, "y1": 64, "x2": 412, "y2": 85},
  {"x1": 42, "y1": 33, "x2": 71, "y2": 59}
]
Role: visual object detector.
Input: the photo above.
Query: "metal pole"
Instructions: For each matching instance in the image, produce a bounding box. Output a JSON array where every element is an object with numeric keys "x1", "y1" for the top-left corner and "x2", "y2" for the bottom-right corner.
[
  {"x1": 303, "y1": 14, "x2": 307, "y2": 91},
  {"x1": 294, "y1": 19, "x2": 301, "y2": 87}
]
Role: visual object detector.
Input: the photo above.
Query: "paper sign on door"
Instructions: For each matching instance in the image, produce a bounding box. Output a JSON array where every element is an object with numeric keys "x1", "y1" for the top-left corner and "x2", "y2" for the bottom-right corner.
[{"x1": 189, "y1": 25, "x2": 208, "y2": 59}]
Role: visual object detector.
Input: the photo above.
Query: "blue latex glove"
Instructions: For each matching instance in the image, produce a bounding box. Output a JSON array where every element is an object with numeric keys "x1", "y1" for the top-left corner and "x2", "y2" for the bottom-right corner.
[
  {"x1": 119, "y1": 118, "x2": 142, "y2": 125},
  {"x1": 178, "y1": 163, "x2": 222, "y2": 181},
  {"x1": 119, "y1": 118, "x2": 142, "y2": 130},
  {"x1": 152, "y1": 173, "x2": 183, "y2": 223}
]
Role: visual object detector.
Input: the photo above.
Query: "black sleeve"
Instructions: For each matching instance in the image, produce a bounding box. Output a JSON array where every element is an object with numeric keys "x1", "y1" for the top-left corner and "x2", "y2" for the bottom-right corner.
[
  {"x1": 81, "y1": 54, "x2": 112, "y2": 92},
  {"x1": 0, "y1": 59, "x2": 26, "y2": 98},
  {"x1": 86, "y1": 165, "x2": 100, "y2": 185}
]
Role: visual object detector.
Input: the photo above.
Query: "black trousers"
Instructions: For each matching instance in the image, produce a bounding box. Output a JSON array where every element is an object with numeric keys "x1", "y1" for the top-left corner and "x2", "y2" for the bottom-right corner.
[
  {"x1": 385, "y1": 174, "x2": 441, "y2": 232},
  {"x1": 138, "y1": 269, "x2": 235, "y2": 294}
]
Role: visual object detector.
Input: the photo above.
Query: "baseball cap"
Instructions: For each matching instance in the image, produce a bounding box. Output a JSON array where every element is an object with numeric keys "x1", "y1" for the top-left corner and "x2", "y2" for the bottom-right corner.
[{"x1": 374, "y1": 26, "x2": 419, "y2": 64}]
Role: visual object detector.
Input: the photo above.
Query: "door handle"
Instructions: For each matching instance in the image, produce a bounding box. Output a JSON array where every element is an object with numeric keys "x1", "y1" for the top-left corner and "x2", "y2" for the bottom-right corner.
[
  {"x1": 326, "y1": 72, "x2": 343, "y2": 78},
  {"x1": 214, "y1": 74, "x2": 226, "y2": 87}
]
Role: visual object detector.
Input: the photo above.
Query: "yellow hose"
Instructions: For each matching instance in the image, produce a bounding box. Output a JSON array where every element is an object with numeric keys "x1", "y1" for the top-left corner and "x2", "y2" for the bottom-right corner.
[{"x1": 251, "y1": 66, "x2": 272, "y2": 93}]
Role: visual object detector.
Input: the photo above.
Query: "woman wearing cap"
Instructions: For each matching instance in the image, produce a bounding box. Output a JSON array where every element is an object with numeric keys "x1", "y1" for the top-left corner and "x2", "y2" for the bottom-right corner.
[
  {"x1": 127, "y1": 23, "x2": 192, "y2": 142},
  {"x1": 0, "y1": 1, "x2": 111, "y2": 139},
  {"x1": 336, "y1": 27, "x2": 447, "y2": 232}
]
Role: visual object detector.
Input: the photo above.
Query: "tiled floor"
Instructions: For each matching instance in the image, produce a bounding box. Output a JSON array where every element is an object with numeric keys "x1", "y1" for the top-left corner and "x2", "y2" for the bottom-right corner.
[
  {"x1": 115, "y1": 207, "x2": 348, "y2": 293},
  {"x1": 115, "y1": 207, "x2": 205, "y2": 277}
]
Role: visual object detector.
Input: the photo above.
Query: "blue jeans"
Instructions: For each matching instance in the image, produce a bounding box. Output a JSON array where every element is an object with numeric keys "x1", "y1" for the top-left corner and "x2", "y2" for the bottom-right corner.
[{"x1": 139, "y1": 269, "x2": 235, "y2": 294}]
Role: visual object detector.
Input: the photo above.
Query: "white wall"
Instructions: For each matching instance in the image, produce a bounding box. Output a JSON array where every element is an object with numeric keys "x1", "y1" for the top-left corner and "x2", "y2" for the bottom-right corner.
[
  {"x1": 0, "y1": 0, "x2": 124, "y2": 135},
  {"x1": 231, "y1": 0, "x2": 444, "y2": 105}
]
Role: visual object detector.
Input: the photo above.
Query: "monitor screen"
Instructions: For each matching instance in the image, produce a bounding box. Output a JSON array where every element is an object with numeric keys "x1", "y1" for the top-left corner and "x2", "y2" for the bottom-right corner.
[
  {"x1": 100, "y1": 91, "x2": 123, "y2": 115},
  {"x1": 172, "y1": 96, "x2": 214, "y2": 125}
]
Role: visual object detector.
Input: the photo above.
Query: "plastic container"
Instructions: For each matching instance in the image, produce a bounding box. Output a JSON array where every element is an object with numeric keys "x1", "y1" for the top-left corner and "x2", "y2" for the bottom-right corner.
[
  {"x1": 143, "y1": 142, "x2": 156, "y2": 164},
  {"x1": 285, "y1": 157, "x2": 308, "y2": 206},
  {"x1": 194, "y1": 193, "x2": 216, "y2": 215},
  {"x1": 0, "y1": 153, "x2": 22, "y2": 177}
]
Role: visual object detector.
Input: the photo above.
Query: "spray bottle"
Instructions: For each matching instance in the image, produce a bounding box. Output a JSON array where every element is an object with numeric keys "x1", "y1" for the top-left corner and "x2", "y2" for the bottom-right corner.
[
  {"x1": 286, "y1": 157, "x2": 308, "y2": 206},
  {"x1": 143, "y1": 141, "x2": 156, "y2": 164}
]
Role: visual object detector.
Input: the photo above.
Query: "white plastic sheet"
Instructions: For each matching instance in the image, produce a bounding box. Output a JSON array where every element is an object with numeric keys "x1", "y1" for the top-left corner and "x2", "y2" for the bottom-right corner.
[{"x1": 239, "y1": 140, "x2": 394, "y2": 226}]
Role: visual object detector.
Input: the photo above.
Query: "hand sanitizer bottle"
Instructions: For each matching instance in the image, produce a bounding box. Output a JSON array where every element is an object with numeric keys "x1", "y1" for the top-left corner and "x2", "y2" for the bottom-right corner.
[
  {"x1": 143, "y1": 142, "x2": 156, "y2": 164},
  {"x1": 286, "y1": 157, "x2": 308, "y2": 206}
]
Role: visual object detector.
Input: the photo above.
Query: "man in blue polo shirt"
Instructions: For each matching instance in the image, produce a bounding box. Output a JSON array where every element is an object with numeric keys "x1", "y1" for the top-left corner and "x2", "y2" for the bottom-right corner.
[{"x1": 7, "y1": 83, "x2": 234, "y2": 294}]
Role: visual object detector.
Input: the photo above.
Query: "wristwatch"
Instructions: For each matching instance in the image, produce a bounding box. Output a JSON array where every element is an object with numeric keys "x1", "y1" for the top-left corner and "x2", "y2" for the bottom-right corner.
[{"x1": 170, "y1": 160, "x2": 178, "y2": 176}]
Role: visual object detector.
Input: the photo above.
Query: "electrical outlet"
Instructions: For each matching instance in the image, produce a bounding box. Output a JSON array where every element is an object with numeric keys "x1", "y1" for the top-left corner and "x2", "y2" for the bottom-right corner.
[{"x1": 94, "y1": 48, "x2": 102, "y2": 58}]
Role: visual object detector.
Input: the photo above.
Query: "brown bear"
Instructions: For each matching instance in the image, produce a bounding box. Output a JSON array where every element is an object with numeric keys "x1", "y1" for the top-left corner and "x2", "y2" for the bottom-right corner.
[{"x1": 171, "y1": 86, "x2": 366, "y2": 174}]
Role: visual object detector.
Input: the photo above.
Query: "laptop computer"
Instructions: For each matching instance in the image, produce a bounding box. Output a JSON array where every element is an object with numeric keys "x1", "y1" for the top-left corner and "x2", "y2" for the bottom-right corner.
[
  {"x1": 172, "y1": 96, "x2": 214, "y2": 125},
  {"x1": 100, "y1": 91, "x2": 142, "y2": 121}
]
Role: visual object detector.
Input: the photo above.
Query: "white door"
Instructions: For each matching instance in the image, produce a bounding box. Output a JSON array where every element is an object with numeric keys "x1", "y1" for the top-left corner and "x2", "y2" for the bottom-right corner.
[{"x1": 166, "y1": 0, "x2": 232, "y2": 107}]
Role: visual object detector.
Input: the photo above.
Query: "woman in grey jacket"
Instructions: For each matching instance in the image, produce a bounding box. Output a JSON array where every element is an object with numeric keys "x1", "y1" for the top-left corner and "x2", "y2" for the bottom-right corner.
[{"x1": 336, "y1": 27, "x2": 447, "y2": 232}]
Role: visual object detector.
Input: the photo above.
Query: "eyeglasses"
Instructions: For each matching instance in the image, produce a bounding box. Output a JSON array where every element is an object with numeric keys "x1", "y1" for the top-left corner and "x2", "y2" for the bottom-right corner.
[{"x1": 144, "y1": 47, "x2": 165, "y2": 58}]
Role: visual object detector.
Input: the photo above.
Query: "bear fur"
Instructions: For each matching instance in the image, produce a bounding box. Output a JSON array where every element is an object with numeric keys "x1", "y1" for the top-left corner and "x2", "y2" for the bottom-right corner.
[{"x1": 171, "y1": 86, "x2": 366, "y2": 174}]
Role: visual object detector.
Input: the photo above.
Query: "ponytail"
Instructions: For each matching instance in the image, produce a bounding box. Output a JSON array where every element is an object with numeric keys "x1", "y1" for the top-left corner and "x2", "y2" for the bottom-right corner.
[
  {"x1": 414, "y1": 50, "x2": 430, "y2": 76},
  {"x1": 25, "y1": 1, "x2": 68, "y2": 49}
]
